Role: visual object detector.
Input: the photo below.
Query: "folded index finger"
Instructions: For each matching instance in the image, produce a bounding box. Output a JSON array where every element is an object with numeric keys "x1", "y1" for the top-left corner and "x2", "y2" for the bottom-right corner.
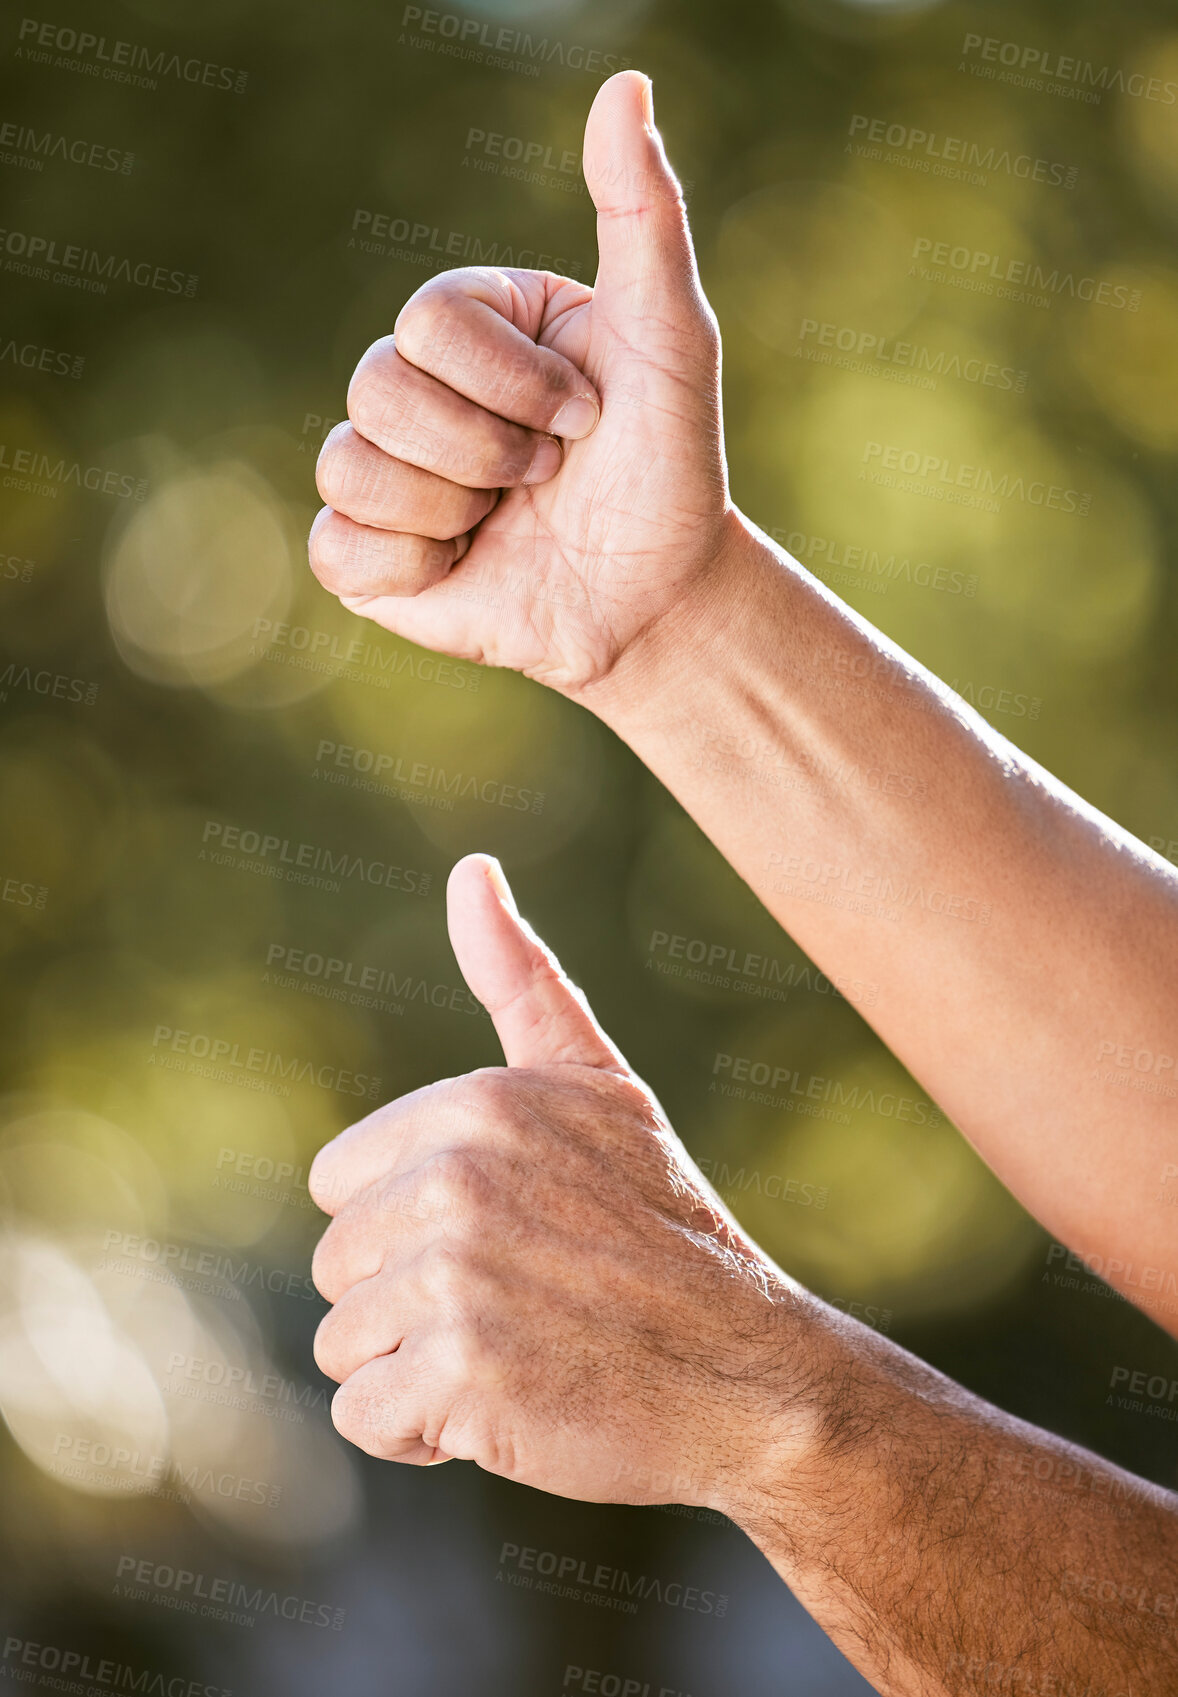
[
  {"x1": 387, "y1": 266, "x2": 600, "y2": 439},
  {"x1": 308, "y1": 1077, "x2": 464, "y2": 1216}
]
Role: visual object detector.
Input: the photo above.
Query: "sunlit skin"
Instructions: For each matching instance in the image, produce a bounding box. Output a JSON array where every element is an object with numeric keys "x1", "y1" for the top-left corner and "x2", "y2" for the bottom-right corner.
[{"x1": 308, "y1": 70, "x2": 1178, "y2": 1697}]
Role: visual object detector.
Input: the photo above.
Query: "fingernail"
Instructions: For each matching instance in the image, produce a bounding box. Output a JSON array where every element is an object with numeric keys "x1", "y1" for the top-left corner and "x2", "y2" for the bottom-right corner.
[
  {"x1": 484, "y1": 855, "x2": 518, "y2": 915},
  {"x1": 522, "y1": 434, "x2": 563, "y2": 484},
  {"x1": 639, "y1": 73, "x2": 654, "y2": 127},
  {"x1": 549, "y1": 395, "x2": 600, "y2": 441}
]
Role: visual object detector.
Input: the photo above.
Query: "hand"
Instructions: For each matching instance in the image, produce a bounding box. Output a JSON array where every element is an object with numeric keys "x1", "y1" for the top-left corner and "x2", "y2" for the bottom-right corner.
[
  {"x1": 308, "y1": 71, "x2": 736, "y2": 697},
  {"x1": 309, "y1": 854, "x2": 821, "y2": 1507}
]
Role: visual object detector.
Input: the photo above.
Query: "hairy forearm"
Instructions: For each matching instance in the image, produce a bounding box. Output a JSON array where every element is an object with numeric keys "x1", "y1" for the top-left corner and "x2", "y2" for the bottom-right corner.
[
  {"x1": 721, "y1": 1304, "x2": 1178, "y2": 1697},
  {"x1": 577, "y1": 509, "x2": 1178, "y2": 1329}
]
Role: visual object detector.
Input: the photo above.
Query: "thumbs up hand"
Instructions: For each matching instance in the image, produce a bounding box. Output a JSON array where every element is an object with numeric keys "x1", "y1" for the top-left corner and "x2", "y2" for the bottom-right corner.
[
  {"x1": 309, "y1": 855, "x2": 821, "y2": 1509},
  {"x1": 309, "y1": 71, "x2": 737, "y2": 697}
]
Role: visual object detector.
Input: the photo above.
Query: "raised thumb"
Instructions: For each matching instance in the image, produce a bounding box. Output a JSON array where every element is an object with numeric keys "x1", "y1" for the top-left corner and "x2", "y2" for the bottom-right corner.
[
  {"x1": 583, "y1": 69, "x2": 702, "y2": 323},
  {"x1": 447, "y1": 854, "x2": 626, "y2": 1072}
]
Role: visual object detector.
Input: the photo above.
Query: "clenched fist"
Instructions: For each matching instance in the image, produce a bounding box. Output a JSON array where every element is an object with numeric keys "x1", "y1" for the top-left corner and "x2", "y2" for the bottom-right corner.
[
  {"x1": 309, "y1": 71, "x2": 736, "y2": 696},
  {"x1": 309, "y1": 855, "x2": 822, "y2": 1509}
]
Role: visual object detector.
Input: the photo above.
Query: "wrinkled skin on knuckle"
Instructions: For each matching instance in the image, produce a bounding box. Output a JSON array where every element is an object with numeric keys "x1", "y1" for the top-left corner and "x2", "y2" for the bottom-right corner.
[
  {"x1": 313, "y1": 421, "x2": 355, "y2": 508},
  {"x1": 392, "y1": 285, "x2": 458, "y2": 369},
  {"x1": 330, "y1": 1378, "x2": 379, "y2": 1454},
  {"x1": 420, "y1": 1241, "x2": 492, "y2": 1330},
  {"x1": 347, "y1": 348, "x2": 422, "y2": 454},
  {"x1": 347, "y1": 334, "x2": 397, "y2": 408},
  {"x1": 438, "y1": 1316, "x2": 505, "y2": 1395},
  {"x1": 312, "y1": 1308, "x2": 345, "y2": 1382},
  {"x1": 311, "y1": 1221, "x2": 350, "y2": 1305},
  {"x1": 446, "y1": 1065, "x2": 523, "y2": 1135},
  {"x1": 419, "y1": 1145, "x2": 494, "y2": 1225},
  {"x1": 307, "y1": 509, "x2": 368, "y2": 595}
]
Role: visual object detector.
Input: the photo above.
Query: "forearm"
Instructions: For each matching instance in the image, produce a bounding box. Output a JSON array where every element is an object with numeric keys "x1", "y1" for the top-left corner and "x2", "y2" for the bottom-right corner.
[
  {"x1": 721, "y1": 1302, "x2": 1178, "y2": 1697},
  {"x1": 577, "y1": 509, "x2": 1178, "y2": 1326}
]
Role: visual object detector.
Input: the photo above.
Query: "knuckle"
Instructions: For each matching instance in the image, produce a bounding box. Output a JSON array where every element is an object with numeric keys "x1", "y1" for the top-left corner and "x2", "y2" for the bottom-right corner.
[
  {"x1": 425, "y1": 1240, "x2": 479, "y2": 1302},
  {"x1": 347, "y1": 349, "x2": 403, "y2": 443},
  {"x1": 454, "y1": 1065, "x2": 514, "y2": 1114},
  {"x1": 423, "y1": 1146, "x2": 487, "y2": 1217},
  {"x1": 394, "y1": 284, "x2": 456, "y2": 366},
  {"x1": 349, "y1": 333, "x2": 396, "y2": 397},
  {"x1": 310, "y1": 516, "x2": 387, "y2": 594},
  {"x1": 439, "y1": 1318, "x2": 500, "y2": 1387},
  {"x1": 307, "y1": 1150, "x2": 338, "y2": 1212},
  {"x1": 314, "y1": 422, "x2": 361, "y2": 507},
  {"x1": 307, "y1": 510, "x2": 348, "y2": 584},
  {"x1": 312, "y1": 1313, "x2": 343, "y2": 1380},
  {"x1": 329, "y1": 1382, "x2": 364, "y2": 1445},
  {"x1": 311, "y1": 1231, "x2": 343, "y2": 1303}
]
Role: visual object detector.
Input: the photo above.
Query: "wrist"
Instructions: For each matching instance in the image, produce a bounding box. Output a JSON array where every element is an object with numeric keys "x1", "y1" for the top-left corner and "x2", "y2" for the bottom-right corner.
[
  {"x1": 703, "y1": 1292, "x2": 881, "y2": 1540},
  {"x1": 567, "y1": 505, "x2": 773, "y2": 731}
]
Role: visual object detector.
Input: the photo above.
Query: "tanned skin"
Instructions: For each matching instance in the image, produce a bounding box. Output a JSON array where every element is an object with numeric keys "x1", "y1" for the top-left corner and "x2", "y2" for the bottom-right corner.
[{"x1": 305, "y1": 70, "x2": 1178, "y2": 1697}]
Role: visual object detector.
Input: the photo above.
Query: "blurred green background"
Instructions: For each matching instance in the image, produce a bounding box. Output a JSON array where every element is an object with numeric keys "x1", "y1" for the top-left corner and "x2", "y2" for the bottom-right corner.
[{"x1": 1, "y1": 0, "x2": 1176, "y2": 1692}]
